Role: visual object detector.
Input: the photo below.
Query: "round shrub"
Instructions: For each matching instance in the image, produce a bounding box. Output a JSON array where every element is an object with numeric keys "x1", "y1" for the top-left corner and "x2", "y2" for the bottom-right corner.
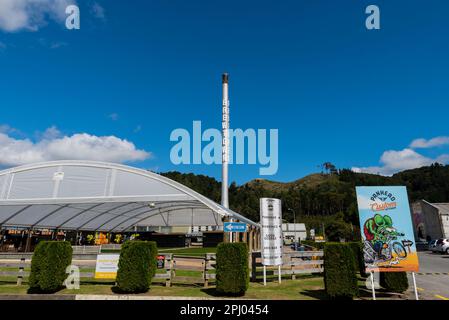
[
  {"x1": 115, "y1": 240, "x2": 157, "y2": 293},
  {"x1": 348, "y1": 242, "x2": 367, "y2": 278},
  {"x1": 28, "y1": 241, "x2": 72, "y2": 293},
  {"x1": 216, "y1": 242, "x2": 249, "y2": 296},
  {"x1": 380, "y1": 272, "x2": 409, "y2": 293},
  {"x1": 323, "y1": 243, "x2": 359, "y2": 299}
]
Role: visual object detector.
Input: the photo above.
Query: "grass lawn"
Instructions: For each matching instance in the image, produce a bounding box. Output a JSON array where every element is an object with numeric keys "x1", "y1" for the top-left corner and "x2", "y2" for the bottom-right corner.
[
  {"x1": 0, "y1": 276, "x2": 325, "y2": 299},
  {"x1": 100, "y1": 247, "x2": 218, "y2": 256},
  {"x1": 158, "y1": 247, "x2": 217, "y2": 256}
]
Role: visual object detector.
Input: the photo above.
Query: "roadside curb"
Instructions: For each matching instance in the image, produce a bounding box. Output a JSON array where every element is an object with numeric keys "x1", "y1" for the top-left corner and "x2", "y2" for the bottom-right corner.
[
  {"x1": 0, "y1": 294, "x2": 76, "y2": 300},
  {"x1": 75, "y1": 295, "x2": 248, "y2": 300},
  {"x1": 0, "y1": 294, "x2": 251, "y2": 301}
]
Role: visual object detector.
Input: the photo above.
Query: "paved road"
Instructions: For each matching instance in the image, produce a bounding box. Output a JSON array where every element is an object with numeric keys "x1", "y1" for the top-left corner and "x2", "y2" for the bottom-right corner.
[{"x1": 407, "y1": 251, "x2": 449, "y2": 300}]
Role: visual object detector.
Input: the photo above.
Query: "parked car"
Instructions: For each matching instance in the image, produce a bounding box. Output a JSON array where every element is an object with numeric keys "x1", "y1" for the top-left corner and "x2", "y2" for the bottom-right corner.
[
  {"x1": 435, "y1": 238, "x2": 449, "y2": 254},
  {"x1": 428, "y1": 239, "x2": 439, "y2": 252}
]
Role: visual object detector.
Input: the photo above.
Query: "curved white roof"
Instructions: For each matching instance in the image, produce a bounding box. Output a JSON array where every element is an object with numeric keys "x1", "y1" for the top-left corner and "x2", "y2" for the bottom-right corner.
[{"x1": 0, "y1": 161, "x2": 257, "y2": 232}]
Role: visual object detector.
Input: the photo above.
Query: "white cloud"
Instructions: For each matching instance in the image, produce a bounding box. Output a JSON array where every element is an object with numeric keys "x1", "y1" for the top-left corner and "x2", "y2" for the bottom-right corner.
[
  {"x1": 0, "y1": 125, "x2": 13, "y2": 133},
  {"x1": 352, "y1": 148, "x2": 449, "y2": 176},
  {"x1": 410, "y1": 136, "x2": 449, "y2": 149},
  {"x1": 0, "y1": 126, "x2": 150, "y2": 167},
  {"x1": 0, "y1": 0, "x2": 76, "y2": 32},
  {"x1": 108, "y1": 113, "x2": 119, "y2": 121},
  {"x1": 353, "y1": 135, "x2": 449, "y2": 175},
  {"x1": 40, "y1": 126, "x2": 62, "y2": 139}
]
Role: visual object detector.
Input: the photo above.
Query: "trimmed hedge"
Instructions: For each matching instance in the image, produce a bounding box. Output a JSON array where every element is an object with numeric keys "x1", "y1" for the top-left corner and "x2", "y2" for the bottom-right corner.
[
  {"x1": 28, "y1": 241, "x2": 72, "y2": 293},
  {"x1": 303, "y1": 241, "x2": 367, "y2": 277},
  {"x1": 216, "y1": 242, "x2": 249, "y2": 296},
  {"x1": 323, "y1": 243, "x2": 359, "y2": 299},
  {"x1": 115, "y1": 241, "x2": 157, "y2": 293},
  {"x1": 380, "y1": 272, "x2": 409, "y2": 293},
  {"x1": 347, "y1": 242, "x2": 367, "y2": 278}
]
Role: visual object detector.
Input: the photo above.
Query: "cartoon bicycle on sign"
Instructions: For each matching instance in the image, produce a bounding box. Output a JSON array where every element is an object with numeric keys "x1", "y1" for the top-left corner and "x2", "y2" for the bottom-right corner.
[{"x1": 363, "y1": 214, "x2": 412, "y2": 265}]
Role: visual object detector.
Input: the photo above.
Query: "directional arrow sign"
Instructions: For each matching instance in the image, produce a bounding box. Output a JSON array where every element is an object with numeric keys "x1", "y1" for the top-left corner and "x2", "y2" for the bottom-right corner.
[{"x1": 223, "y1": 222, "x2": 247, "y2": 233}]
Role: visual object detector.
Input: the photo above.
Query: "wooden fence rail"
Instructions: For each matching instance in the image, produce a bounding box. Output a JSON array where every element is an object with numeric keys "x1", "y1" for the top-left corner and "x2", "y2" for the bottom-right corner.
[
  {"x1": 0, "y1": 253, "x2": 216, "y2": 288},
  {"x1": 251, "y1": 251, "x2": 324, "y2": 281}
]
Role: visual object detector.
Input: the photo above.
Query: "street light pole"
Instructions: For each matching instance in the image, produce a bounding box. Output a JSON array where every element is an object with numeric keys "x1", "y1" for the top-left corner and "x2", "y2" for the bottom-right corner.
[{"x1": 288, "y1": 208, "x2": 297, "y2": 244}]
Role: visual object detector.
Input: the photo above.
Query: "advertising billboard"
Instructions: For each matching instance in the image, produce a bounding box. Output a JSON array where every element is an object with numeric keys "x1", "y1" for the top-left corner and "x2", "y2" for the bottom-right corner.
[
  {"x1": 260, "y1": 198, "x2": 283, "y2": 266},
  {"x1": 356, "y1": 186, "x2": 419, "y2": 272},
  {"x1": 94, "y1": 254, "x2": 120, "y2": 279}
]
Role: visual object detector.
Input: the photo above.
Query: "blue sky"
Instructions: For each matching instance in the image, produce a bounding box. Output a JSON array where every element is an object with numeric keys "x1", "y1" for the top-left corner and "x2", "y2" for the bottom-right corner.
[{"x1": 1, "y1": 0, "x2": 449, "y2": 184}]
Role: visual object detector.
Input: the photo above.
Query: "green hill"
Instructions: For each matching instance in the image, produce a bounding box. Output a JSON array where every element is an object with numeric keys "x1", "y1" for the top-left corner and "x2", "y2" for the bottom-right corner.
[{"x1": 161, "y1": 163, "x2": 449, "y2": 226}]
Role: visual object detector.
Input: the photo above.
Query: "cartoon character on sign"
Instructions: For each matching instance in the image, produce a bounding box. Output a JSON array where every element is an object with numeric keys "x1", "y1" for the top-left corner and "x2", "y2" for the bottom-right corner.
[{"x1": 363, "y1": 214, "x2": 410, "y2": 265}]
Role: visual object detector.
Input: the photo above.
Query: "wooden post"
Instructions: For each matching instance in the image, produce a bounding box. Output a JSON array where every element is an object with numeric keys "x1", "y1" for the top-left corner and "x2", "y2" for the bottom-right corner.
[
  {"x1": 253, "y1": 229, "x2": 257, "y2": 250},
  {"x1": 248, "y1": 228, "x2": 253, "y2": 269},
  {"x1": 254, "y1": 228, "x2": 257, "y2": 251},
  {"x1": 166, "y1": 254, "x2": 173, "y2": 287},
  {"x1": 16, "y1": 257, "x2": 25, "y2": 286},
  {"x1": 173, "y1": 256, "x2": 177, "y2": 278},
  {"x1": 223, "y1": 218, "x2": 229, "y2": 243},
  {"x1": 256, "y1": 229, "x2": 260, "y2": 250},
  {"x1": 291, "y1": 254, "x2": 296, "y2": 280},
  {"x1": 203, "y1": 254, "x2": 208, "y2": 288},
  {"x1": 251, "y1": 251, "x2": 257, "y2": 282},
  {"x1": 24, "y1": 229, "x2": 32, "y2": 252},
  {"x1": 248, "y1": 228, "x2": 253, "y2": 252}
]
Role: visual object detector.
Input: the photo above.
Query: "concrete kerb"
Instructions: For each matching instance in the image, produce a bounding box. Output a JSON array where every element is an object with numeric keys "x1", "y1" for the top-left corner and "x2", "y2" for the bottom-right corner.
[
  {"x1": 75, "y1": 295, "x2": 254, "y2": 300},
  {"x1": 0, "y1": 294, "x2": 254, "y2": 300}
]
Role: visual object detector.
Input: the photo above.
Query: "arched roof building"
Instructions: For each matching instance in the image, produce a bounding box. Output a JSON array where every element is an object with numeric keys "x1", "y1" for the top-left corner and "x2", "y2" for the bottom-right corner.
[{"x1": 0, "y1": 161, "x2": 258, "y2": 232}]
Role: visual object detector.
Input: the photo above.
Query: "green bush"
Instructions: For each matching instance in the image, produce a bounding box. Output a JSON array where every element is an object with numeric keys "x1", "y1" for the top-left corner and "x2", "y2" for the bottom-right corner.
[
  {"x1": 323, "y1": 243, "x2": 359, "y2": 299},
  {"x1": 115, "y1": 241, "x2": 157, "y2": 293},
  {"x1": 216, "y1": 242, "x2": 249, "y2": 296},
  {"x1": 380, "y1": 272, "x2": 409, "y2": 293},
  {"x1": 347, "y1": 242, "x2": 367, "y2": 278},
  {"x1": 28, "y1": 241, "x2": 72, "y2": 293}
]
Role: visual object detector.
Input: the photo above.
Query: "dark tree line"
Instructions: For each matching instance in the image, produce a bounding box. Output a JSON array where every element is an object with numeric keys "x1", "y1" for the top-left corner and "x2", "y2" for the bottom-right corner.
[{"x1": 161, "y1": 163, "x2": 449, "y2": 227}]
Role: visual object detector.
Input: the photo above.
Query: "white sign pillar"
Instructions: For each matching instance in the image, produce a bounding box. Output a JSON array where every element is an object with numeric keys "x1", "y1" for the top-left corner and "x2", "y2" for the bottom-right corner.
[{"x1": 260, "y1": 198, "x2": 283, "y2": 285}]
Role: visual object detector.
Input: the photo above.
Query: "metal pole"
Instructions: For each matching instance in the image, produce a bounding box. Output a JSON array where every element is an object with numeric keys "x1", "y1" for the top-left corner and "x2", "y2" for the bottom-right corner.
[
  {"x1": 412, "y1": 272, "x2": 419, "y2": 300},
  {"x1": 370, "y1": 271, "x2": 376, "y2": 300},
  {"x1": 294, "y1": 211, "x2": 297, "y2": 243},
  {"x1": 221, "y1": 73, "x2": 229, "y2": 209}
]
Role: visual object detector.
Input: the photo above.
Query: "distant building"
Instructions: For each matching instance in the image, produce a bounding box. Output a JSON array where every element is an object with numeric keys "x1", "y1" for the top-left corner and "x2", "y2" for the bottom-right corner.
[
  {"x1": 282, "y1": 223, "x2": 307, "y2": 241},
  {"x1": 133, "y1": 225, "x2": 223, "y2": 234},
  {"x1": 412, "y1": 200, "x2": 449, "y2": 240}
]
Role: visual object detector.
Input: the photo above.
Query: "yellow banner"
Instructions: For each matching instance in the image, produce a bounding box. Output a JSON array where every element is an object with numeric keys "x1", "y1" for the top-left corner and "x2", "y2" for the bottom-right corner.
[{"x1": 94, "y1": 272, "x2": 117, "y2": 279}]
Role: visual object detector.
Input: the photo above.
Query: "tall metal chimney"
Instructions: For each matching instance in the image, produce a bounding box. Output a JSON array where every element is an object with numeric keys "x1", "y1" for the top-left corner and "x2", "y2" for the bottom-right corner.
[{"x1": 221, "y1": 73, "x2": 229, "y2": 209}]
